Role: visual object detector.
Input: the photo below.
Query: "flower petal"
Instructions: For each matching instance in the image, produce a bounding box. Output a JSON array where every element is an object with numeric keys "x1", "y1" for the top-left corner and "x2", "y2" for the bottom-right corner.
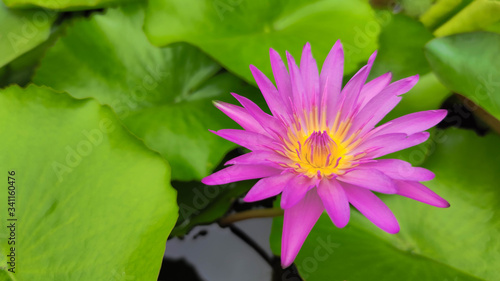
[
  {"x1": 351, "y1": 75, "x2": 419, "y2": 136},
  {"x1": 358, "y1": 72, "x2": 392, "y2": 108},
  {"x1": 395, "y1": 180, "x2": 450, "y2": 208},
  {"x1": 250, "y1": 64, "x2": 289, "y2": 118},
  {"x1": 211, "y1": 129, "x2": 281, "y2": 151},
  {"x1": 320, "y1": 40, "x2": 344, "y2": 120},
  {"x1": 270, "y1": 48, "x2": 293, "y2": 104},
  {"x1": 213, "y1": 101, "x2": 266, "y2": 135},
  {"x1": 342, "y1": 183, "x2": 400, "y2": 234},
  {"x1": 300, "y1": 42, "x2": 320, "y2": 108},
  {"x1": 286, "y1": 51, "x2": 306, "y2": 112},
  {"x1": 281, "y1": 174, "x2": 317, "y2": 209},
  {"x1": 339, "y1": 51, "x2": 377, "y2": 120},
  {"x1": 243, "y1": 172, "x2": 295, "y2": 202},
  {"x1": 281, "y1": 189, "x2": 324, "y2": 268},
  {"x1": 367, "y1": 132, "x2": 430, "y2": 158},
  {"x1": 225, "y1": 150, "x2": 291, "y2": 166},
  {"x1": 231, "y1": 93, "x2": 287, "y2": 137},
  {"x1": 201, "y1": 165, "x2": 282, "y2": 185},
  {"x1": 317, "y1": 179, "x2": 350, "y2": 228},
  {"x1": 337, "y1": 169, "x2": 397, "y2": 194},
  {"x1": 357, "y1": 159, "x2": 435, "y2": 181},
  {"x1": 372, "y1": 109, "x2": 448, "y2": 136}
]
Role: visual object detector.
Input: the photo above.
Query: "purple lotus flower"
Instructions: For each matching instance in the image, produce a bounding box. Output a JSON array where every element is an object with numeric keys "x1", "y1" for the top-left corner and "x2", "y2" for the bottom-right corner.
[{"x1": 202, "y1": 41, "x2": 449, "y2": 267}]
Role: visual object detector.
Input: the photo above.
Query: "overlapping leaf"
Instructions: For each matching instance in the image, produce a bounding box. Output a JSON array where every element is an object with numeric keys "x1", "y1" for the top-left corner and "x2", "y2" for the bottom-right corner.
[
  {"x1": 0, "y1": 2, "x2": 56, "y2": 68},
  {"x1": 34, "y1": 3, "x2": 262, "y2": 181},
  {"x1": 426, "y1": 32, "x2": 500, "y2": 122},
  {"x1": 3, "y1": 0, "x2": 138, "y2": 11},
  {"x1": 144, "y1": 0, "x2": 380, "y2": 83},
  {"x1": 0, "y1": 85, "x2": 178, "y2": 281}
]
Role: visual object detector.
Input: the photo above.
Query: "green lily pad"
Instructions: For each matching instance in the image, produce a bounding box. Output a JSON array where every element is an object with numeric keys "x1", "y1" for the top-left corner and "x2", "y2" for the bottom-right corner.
[
  {"x1": 271, "y1": 128, "x2": 500, "y2": 280},
  {"x1": 33, "y1": 3, "x2": 262, "y2": 181},
  {"x1": 0, "y1": 2, "x2": 56, "y2": 68},
  {"x1": 3, "y1": 0, "x2": 138, "y2": 11},
  {"x1": 425, "y1": 32, "x2": 500, "y2": 122},
  {"x1": 371, "y1": 13, "x2": 434, "y2": 80},
  {"x1": 144, "y1": 0, "x2": 380, "y2": 84},
  {"x1": 0, "y1": 85, "x2": 178, "y2": 281}
]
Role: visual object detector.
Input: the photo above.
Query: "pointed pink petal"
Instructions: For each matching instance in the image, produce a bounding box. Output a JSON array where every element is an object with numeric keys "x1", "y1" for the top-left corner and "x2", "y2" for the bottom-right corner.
[
  {"x1": 243, "y1": 172, "x2": 295, "y2": 202},
  {"x1": 270, "y1": 48, "x2": 293, "y2": 106},
  {"x1": 342, "y1": 183, "x2": 400, "y2": 234},
  {"x1": 320, "y1": 40, "x2": 344, "y2": 120},
  {"x1": 281, "y1": 174, "x2": 317, "y2": 209},
  {"x1": 202, "y1": 165, "x2": 282, "y2": 185},
  {"x1": 358, "y1": 72, "x2": 392, "y2": 108},
  {"x1": 231, "y1": 93, "x2": 286, "y2": 137},
  {"x1": 225, "y1": 150, "x2": 291, "y2": 166},
  {"x1": 317, "y1": 179, "x2": 350, "y2": 228},
  {"x1": 211, "y1": 129, "x2": 281, "y2": 151},
  {"x1": 286, "y1": 51, "x2": 306, "y2": 112},
  {"x1": 366, "y1": 132, "x2": 430, "y2": 158},
  {"x1": 357, "y1": 159, "x2": 435, "y2": 181},
  {"x1": 372, "y1": 109, "x2": 448, "y2": 136},
  {"x1": 281, "y1": 189, "x2": 324, "y2": 267},
  {"x1": 351, "y1": 75, "x2": 419, "y2": 136},
  {"x1": 337, "y1": 169, "x2": 397, "y2": 194},
  {"x1": 213, "y1": 101, "x2": 266, "y2": 135},
  {"x1": 300, "y1": 42, "x2": 320, "y2": 108},
  {"x1": 339, "y1": 51, "x2": 377, "y2": 120},
  {"x1": 250, "y1": 64, "x2": 289, "y2": 118},
  {"x1": 395, "y1": 180, "x2": 450, "y2": 208}
]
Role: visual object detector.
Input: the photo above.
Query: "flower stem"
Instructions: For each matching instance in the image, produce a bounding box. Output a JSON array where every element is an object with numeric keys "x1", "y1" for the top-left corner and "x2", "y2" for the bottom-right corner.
[{"x1": 218, "y1": 208, "x2": 284, "y2": 226}]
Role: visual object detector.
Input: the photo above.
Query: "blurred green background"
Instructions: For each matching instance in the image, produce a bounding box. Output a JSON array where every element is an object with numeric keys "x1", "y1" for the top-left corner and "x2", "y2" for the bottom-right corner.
[{"x1": 0, "y1": 0, "x2": 499, "y2": 280}]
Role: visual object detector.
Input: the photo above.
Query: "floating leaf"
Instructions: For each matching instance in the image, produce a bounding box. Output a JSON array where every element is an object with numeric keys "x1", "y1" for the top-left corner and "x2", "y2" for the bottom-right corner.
[
  {"x1": 0, "y1": 2, "x2": 56, "y2": 68},
  {"x1": 144, "y1": 0, "x2": 380, "y2": 83},
  {"x1": 426, "y1": 32, "x2": 500, "y2": 122},
  {"x1": 34, "y1": 3, "x2": 262, "y2": 181},
  {"x1": 3, "y1": 0, "x2": 138, "y2": 11},
  {"x1": 0, "y1": 85, "x2": 178, "y2": 281}
]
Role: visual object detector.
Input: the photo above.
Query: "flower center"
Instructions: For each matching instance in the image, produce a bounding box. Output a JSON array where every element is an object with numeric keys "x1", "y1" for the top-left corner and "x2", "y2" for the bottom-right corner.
[
  {"x1": 284, "y1": 130, "x2": 353, "y2": 178},
  {"x1": 303, "y1": 131, "x2": 338, "y2": 168}
]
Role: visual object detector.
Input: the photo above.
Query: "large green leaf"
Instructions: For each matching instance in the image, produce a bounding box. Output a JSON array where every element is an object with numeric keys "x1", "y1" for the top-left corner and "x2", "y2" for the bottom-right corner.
[
  {"x1": 371, "y1": 13, "x2": 434, "y2": 80},
  {"x1": 425, "y1": 32, "x2": 500, "y2": 122},
  {"x1": 144, "y1": 0, "x2": 380, "y2": 84},
  {"x1": 33, "y1": 3, "x2": 262, "y2": 181},
  {"x1": 3, "y1": 0, "x2": 138, "y2": 11},
  {"x1": 0, "y1": 85, "x2": 178, "y2": 280},
  {"x1": 0, "y1": 2, "x2": 56, "y2": 68},
  {"x1": 271, "y1": 128, "x2": 500, "y2": 280}
]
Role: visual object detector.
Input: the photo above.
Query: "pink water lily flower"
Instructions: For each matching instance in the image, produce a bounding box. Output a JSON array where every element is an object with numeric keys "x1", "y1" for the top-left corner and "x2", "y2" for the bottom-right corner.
[{"x1": 202, "y1": 41, "x2": 449, "y2": 267}]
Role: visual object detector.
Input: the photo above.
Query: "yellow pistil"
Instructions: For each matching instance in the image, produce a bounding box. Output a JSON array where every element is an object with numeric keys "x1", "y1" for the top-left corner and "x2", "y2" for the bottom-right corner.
[{"x1": 281, "y1": 107, "x2": 360, "y2": 178}]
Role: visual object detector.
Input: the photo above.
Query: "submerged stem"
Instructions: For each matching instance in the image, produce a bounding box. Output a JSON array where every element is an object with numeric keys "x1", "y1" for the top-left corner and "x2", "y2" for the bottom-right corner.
[{"x1": 218, "y1": 208, "x2": 284, "y2": 226}]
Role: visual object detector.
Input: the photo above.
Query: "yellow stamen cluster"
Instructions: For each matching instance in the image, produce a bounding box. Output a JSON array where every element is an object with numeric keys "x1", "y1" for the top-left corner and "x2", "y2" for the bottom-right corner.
[{"x1": 280, "y1": 108, "x2": 363, "y2": 178}]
